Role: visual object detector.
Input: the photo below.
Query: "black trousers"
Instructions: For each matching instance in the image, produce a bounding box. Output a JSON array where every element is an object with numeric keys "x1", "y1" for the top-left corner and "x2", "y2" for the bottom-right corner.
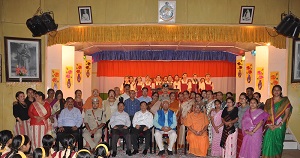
[
  {"x1": 111, "y1": 125, "x2": 131, "y2": 152},
  {"x1": 56, "y1": 127, "x2": 80, "y2": 149},
  {"x1": 131, "y1": 125, "x2": 151, "y2": 150}
]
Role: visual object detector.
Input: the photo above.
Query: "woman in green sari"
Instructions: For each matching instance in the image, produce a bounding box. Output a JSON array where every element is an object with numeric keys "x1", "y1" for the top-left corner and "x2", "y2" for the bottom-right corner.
[{"x1": 262, "y1": 85, "x2": 292, "y2": 158}]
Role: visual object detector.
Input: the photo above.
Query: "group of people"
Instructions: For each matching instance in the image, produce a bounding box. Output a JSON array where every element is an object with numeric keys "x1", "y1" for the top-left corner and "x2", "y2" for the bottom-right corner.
[
  {"x1": 0, "y1": 131, "x2": 110, "y2": 158},
  {"x1": 1, "y1": 73, "x2": 293, "y2": 158},
  {"x1": 120, "y1": 73, "x2": 214, "y2": 97}
]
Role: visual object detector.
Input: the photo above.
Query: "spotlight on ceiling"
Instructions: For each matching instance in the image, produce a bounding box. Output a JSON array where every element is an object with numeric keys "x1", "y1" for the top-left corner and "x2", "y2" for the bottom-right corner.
[
  {"x1": 26, "y1": 11, "x2": 58, "y2": 37},
  {"x1": 274, "y1": 13, "x2": 300, "y2": 39},
  {"x1": 251, "y1": 50, "x2": 256, "y2": 56}
]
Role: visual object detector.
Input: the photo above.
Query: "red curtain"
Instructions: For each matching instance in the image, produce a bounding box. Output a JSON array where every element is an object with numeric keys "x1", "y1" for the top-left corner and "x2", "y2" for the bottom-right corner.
[{"x1": 97, "y1": 60, "x2": 235, "y2": 77}]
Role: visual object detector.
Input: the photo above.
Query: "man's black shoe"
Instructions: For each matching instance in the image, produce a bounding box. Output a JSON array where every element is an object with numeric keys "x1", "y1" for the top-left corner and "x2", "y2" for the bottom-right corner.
[
  {"x1": 112, "y1": 151, "x2": 117, "y2": 157},
  {"x1": 167, "y1": 150, "x2": 173, "y2": 155},
  {"x1": 143, "y1": 149, "x2": 148, "y2": 155},
  {"x1": 158, "y1": 150, "x2": 165, "y2": 156},
  {"x1": 126, "y1": 150, "x2": 132, "y2": 156},
  {"x1": 132, "y1": 149, "x2": 139, "y2": 155}
]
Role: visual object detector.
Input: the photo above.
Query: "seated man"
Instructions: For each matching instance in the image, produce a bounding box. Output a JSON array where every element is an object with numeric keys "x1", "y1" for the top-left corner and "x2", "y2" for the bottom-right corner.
[
  {"x1": 57, "y1": 97, "x2": 83, "y2": 148},
  {"x1": 131, "y1": 101, "x2": 153, "y2": 155},
  {"x1": 83, "y1": 97, "x2": 106, "y2": 150},
  {"x1": 110, "y1": 102, "x2": 132, "y2": 157},
  {"x1": 154, "y1": 100, "x2": 177, "y2": 156},
  {"x1": 124, "y1": 90, "x2": 140, "y2": 122}
]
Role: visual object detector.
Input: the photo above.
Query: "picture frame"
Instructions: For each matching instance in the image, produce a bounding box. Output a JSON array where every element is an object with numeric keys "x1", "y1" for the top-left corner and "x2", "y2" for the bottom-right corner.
[
  {"x1": 291, "y1": 39, "x2": 300, "y2": 83},
  {"x1": 78, "y1": 6, "x2": 93, "y2": 24},
  {"x1": 4, "y1": 37, "x2": 42, "y2": 82},
  {"x1": 239, "y1": 6, "x2": 255, "y2": 24}
]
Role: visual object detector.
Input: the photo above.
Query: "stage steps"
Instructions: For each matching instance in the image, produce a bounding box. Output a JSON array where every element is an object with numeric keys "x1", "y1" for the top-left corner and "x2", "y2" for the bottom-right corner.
[{"x1": 283, "y1": 128, "x2": 298, "y2": 149}]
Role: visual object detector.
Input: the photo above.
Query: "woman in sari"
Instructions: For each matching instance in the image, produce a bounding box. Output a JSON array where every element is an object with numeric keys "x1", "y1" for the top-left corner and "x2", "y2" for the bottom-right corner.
[
  {"x1": 28, "y1": 91, "x2": 52, "y2": 150},
  {"x1": 178, "y1": 90, "x2": 193, "y2": 148},
  {"x1": 103, "y1": 89, "x2": 119, "y2": 121},
  {"x1": 13, "y1": 91, "x2": 30, "y2": 136},
  {"x1": 262, "y1": 85, "x2": 292, "y2": 158},
  {"x1": 169, "y1": 92, "x2": 180, "y2": 114},
  {"x1": 221, "y1": 97, "x2": 238, "y2": 158},
  {"x1": 237, "y1": 93, "x2": 249, "y2": 157},
  {"x1": 148, "y1": 92, "x2": 161, "y2": 115},
  {"x1": 185, "y1": 104, "x2": 209, "y2": 156},
  {"x1": 74, "y1": 89, "x2": 84, "y2": 113},
  {"x1": 205, "y1": 90, "x2": 215, "y2": 144},
  {"x1": 239, "y1": 98, "x2": 269, "y2": 158},
  {"x1": 210, "y1": 99, "x2": 223, "y2": 157}
]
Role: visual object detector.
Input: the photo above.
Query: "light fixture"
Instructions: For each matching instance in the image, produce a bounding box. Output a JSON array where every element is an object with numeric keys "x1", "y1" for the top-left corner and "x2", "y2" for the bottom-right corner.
[
  {"x1": 251, "y1": 50, "x2": 256, "y2": 56},
  {"x1": 266, "y1": 43, "x2": 271, "y2": 46},
  {"x1": 274, "y1": 13, "x2": 300, "y2": 39},
  {"x1": 242, "y1": 55, "x2": 246, "y2": 61}
]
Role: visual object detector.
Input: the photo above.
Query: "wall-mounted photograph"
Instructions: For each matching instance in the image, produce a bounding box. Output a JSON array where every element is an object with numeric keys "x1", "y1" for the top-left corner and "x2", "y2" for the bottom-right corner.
[
  {"x1": 292, "y1": 39, "x2": 300, "y2": 83},
  {"x1": 5, "y1": 37, "x2": 41, "y2": 82},
  {"x1": 78, "y1": 6, "x2": 93, "y2": 24},
  {"x1": 239, "y1": 6, "x2": 255, "y2": 24}
]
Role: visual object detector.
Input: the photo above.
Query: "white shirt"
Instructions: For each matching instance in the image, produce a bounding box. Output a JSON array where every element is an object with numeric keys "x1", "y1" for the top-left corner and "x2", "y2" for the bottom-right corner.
[
  {"x1": 121, "y1": 93, "x2": 130, "y2": 101},
  {"x1": 138, "y1": 96, "x2": 152, "y2": 103},
  {"x1": 110, "y1": 111, "x2": 131, "y2": 128},
  {"x1": 132, "y1": 110, "x2": 153, "y2": 128}
]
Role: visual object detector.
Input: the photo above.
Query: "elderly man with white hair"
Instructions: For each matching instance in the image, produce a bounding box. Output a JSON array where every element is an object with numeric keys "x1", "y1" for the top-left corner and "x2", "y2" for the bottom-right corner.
[
  {"x1": 82, "y1": 97, "x2": 106, "y2": 150},
  {"x1": 154, "y1": 100, "x2": 177, "y2": 156}
]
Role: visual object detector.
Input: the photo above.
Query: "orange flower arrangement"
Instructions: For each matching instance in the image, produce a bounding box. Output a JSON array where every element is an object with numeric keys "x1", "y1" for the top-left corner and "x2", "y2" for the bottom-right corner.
[
  {"x1": 16, "y1": 65, "x2": 27, "y2": 76},
  {"x1": 270, "y1": 72, "x2": 279, "y2": 86},
  {"x1": 246, "y1": 64, "x2": 252, "y2": 75}
]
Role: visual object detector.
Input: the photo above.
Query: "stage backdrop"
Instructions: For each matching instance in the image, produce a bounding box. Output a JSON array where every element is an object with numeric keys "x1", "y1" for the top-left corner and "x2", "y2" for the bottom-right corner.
[{"x1": 93, "y1": 50, "x2": 236, "y2": 96}]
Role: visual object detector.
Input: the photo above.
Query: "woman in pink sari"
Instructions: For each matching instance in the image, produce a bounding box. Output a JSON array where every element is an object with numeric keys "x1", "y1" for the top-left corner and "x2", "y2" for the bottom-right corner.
[
  {"x1": 239, "y1": 98, "x2": 269, "y2": 158},
  {"x1": 28, "y1": 91, "x2": 52, "y2": 150},
  {"x1": 210, "y1": 99, "x2": 223, "y2": 157}
]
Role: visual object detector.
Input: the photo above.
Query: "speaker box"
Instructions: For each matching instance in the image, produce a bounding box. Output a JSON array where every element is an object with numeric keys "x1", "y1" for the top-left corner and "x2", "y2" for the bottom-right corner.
[{"x1": 26, "y1": 12, "x2": 58, "y2": 37}]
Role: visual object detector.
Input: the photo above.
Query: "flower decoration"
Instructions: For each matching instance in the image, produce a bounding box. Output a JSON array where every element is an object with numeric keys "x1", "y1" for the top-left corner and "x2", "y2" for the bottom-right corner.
[
  {"x1": 51, "y1": 70, "x2": 60, "y2": 84},
  {"x1": 66, "y1": 67, "x2": 73, "y2": 79},
  {"x1": 270, "y1": 72, "x2": 279, "y2": 86},
  {"x1": 16, "y1": 65, "x2": 27, "y2": 76},
  {"x1": 236, "y1": 61, "x2": 243, "y2": 70},
  {"x1": 85, "y1": 60, "x2": 91, "y2": 70},
  {"x1": 246, "y1": 64, "x2": 252, "y2": 75},
  {"x1": 257, "y1": 69, "x2": 264, "y2": 80}
]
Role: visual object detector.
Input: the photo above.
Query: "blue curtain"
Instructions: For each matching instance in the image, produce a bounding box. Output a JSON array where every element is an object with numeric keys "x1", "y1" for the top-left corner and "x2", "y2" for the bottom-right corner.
[{"x1": 92, "y1": 50, "x2": 236, "y2": 63}]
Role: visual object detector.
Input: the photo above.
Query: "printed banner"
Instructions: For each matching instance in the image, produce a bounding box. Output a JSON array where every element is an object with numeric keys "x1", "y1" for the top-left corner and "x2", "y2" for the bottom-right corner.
[
  {"x1": 256, "y1": 67, "x2": 264, "y2": 90},
  {"x1": 158, "y1": 1, "x2": 176, "y2": 23},
  {"x1": 51, "y1": 69, "x2": 60, "y2": 91},
  {"x1": 270, "y1": 71, "x2": 279, "y2": 95},
  {"x1": 245, "y1": 63, "x2": 253, "y2": 83},
  {"x1": 76, "y1": 63, "x2": 82, "y2": 83},
  {"x1": 65, "y1": 66, "x2": 73, "y2": 88},
  {"x1": 236, "y1": 60, "x2": 243, "y2": 78},
  {"x1": 85, "y1": 60, "x2": 92, "y2": 78}
]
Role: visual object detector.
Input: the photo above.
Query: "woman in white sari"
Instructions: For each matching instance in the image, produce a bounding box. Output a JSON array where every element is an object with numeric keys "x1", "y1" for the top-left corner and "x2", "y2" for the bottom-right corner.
[
  {"x1": 178, "y1": 90, "x2": 194, "y2": 148},
  {"x1": 148, "y1": 92, "x2": 161, "y2": 115},
  {"x1": 28, "y1": 91, "x2": 52, "y2": 150}
]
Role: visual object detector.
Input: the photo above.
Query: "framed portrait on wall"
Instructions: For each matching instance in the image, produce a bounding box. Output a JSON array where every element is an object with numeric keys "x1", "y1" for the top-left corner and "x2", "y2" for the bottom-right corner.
[
  {"x1": 4, "y1": 37, "x2": 42, "y2": 82},
  {"x1": 292, "y1": 39, "x2": 300, "y2": 83},
  {"x1": 239, "y1": 6, "x2": 255, "y2": 24},
  {"x1": 78, "y1": 6, "x2": 93, "y2": 24}
]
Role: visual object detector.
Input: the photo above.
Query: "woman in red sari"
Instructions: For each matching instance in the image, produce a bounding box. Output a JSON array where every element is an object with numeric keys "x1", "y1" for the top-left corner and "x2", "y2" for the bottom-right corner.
[
  {"x1": 192, "y1": 74, "x2": 199, "y2": 93},
  {"x1": 28, "y1": 91, "x2": 51, "y2": 150},
  {"x1": 180, "y1": 73, "x2": 189, "y2": 92}
]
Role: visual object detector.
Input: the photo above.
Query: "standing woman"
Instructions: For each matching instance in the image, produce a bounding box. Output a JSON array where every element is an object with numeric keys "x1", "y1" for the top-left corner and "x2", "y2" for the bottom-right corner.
[
  {"x1": 237, "y1": 93, "x2": 249, "y2": 157},
  {"x1": 74, "y1": 90, "x2": 84, "y2": 113},
  {"x1": 220, "y1": 97, "x2": 238, "y2": 158},
  {"x1": 262, "y1": 85, "x2": 292, "y2": 158},
  {"x1": 169, "y1": 92, "x2": 180, "y2": 114},
  {"x1": 102, "y1": 89, "x2": 118, "y2": 121},
  {"x1": 136, "y1": 76, "x2": 144, "y2": 98},
  {"x1": 210, "y1": 100, "x2": 223, "y2": 157},
  {"x1": 28, "y1": 91, "x2": 52, "y2": 150},
  {"x1": 13, "y1": 91, "x2": 31, "y2": 136},
  {"x1": 148, "y1": 92, "x2": 161, "y2": 115},
  {"x1": 24, "y1": 88, "x2": 35, "y2": 107},
  {"x1": 191, "y1": 74, "x2": 199, "y2": 93},
  {"x1": 45, "y1": 89, "x2": 55, "y2": 105},
  {"x1": 239, "y1": 98, "x2": 269, "y2": 158},
  {"x1": 205, "y1": 90, "x2": 216, "y2": 144}
]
